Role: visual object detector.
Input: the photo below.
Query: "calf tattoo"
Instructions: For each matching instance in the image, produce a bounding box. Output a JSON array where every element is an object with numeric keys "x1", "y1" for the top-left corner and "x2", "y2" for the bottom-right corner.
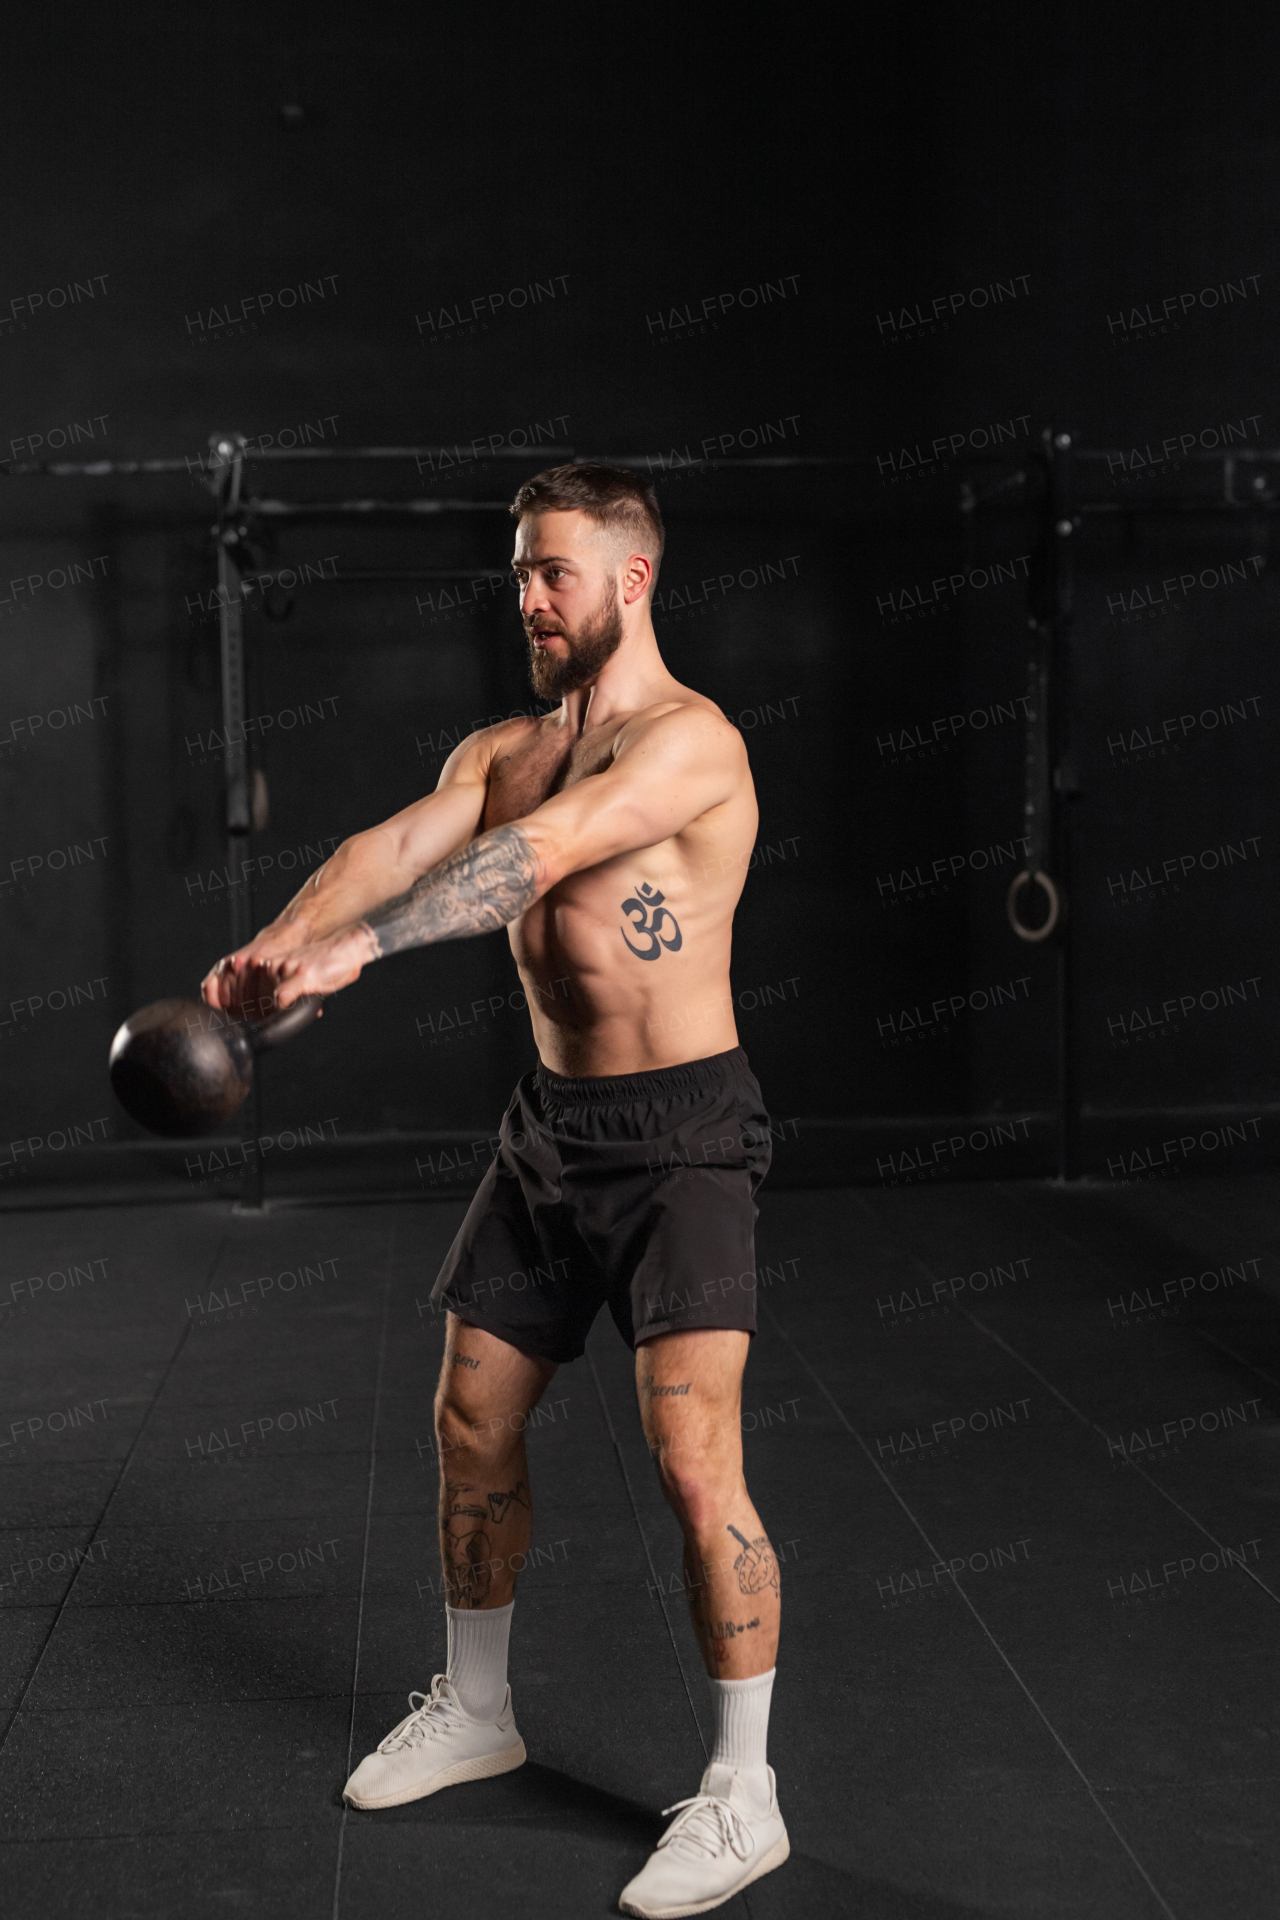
[
  {"x1": 644, "y1": 1380, "x2": 691, "y2": 1397},
  {"x1": 363, "y1": 824, "x2": 542, "y2": 957},
  {"x1": 487, "y1": 1481, "x2": 530, "y2": 1523},
  {"x1": 443, "y1": 1480, "x2": 491, "y2": 1606},
  {"x1": 620, "y1": 881, "x2": 683, "y2": 960},
  {"x1": 441, "y1": 1477, "x2": 529, "y2": 1605},
  {"x1": 709, "y1": 1616, "x2": 761, "y2": 1664},
  {"x1": 728, "y1": 1524, "x2": 780, "y2": 1595},
  {"x1": 447, "y1": 1350, "x2": 481, "y2": 1370}
]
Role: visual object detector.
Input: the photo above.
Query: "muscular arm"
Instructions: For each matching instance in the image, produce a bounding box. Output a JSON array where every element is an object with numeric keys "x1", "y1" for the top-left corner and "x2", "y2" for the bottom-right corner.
[
  {"x1": 201, "y1": 727, "x2": 498, "y2": 1010},
  {"x1": 280, "y1": 784, "x2": 488, "y2": 940},
  {"x1": 361, "y1": 823, "x2": 544, "y2": 956},
  {"x1": 270, "y1": 705, "x2": 745, "y2": 1002}
]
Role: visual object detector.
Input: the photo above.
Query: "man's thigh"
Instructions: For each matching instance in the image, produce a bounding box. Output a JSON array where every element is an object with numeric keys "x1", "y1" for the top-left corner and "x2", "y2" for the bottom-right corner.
[
  {"x1": 634, "y1": 1327, "x2": 750, "y2": 1465},
  {"x1": 436, "y1": 1315, "x2": 559, "y2": 1433},
  {"x1": 432, "y1": 1148, "x2": 603, "y2": 1365},
  {"x1": 599, "y1": 1166, "x2": 762, "y2": 1350}
]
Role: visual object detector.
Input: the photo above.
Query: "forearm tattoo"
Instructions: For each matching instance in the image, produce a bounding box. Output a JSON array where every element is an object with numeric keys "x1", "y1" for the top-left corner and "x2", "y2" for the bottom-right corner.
[{"x1": 362, "y1": 825, "x2": 542, "y2": 958}]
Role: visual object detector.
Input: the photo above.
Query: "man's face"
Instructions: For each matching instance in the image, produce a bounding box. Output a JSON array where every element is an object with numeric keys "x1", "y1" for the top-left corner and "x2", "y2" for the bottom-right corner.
[{"x1": 512, "y1": 509, "x2": 624, "y2": 699}]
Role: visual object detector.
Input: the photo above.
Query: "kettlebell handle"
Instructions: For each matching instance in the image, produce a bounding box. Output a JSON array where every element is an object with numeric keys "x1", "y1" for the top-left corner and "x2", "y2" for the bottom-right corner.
[{"x1": 248, "y1": 994, "x2": 322, "y2": 1052}]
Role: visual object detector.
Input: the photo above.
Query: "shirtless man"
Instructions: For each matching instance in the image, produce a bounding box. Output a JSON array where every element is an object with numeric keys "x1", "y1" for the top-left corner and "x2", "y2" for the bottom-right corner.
[{"x1": 201, "y1": 462, "x2": 789, "y2": 1917}]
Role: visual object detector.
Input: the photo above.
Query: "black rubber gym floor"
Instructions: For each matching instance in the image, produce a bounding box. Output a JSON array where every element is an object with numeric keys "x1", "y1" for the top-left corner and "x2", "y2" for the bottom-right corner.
[{"x1": 1, "y1": 1174, "x2": 1276, "y2": 1918}]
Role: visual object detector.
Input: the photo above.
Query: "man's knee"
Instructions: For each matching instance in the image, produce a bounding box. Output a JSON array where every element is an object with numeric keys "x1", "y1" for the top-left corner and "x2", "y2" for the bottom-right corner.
[
  {"x1": 652, "y1": 1428, "x2": 742, "y2": 1532},
  {"x1": 434, "y1": 1382, "x2": 521, "y2": 1467},
  {"x1": 433, "y1": 1315, "x2": 553, "y2": 1464}
]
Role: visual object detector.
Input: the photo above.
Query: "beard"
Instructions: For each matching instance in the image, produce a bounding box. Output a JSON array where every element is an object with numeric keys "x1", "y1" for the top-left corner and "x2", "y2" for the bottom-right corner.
[{"x1": 525, "y1": 577, "x2": 624, "y2": 699}]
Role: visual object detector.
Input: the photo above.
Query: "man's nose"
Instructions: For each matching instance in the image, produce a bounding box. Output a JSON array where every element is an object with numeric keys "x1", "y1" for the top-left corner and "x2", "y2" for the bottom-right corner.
[{"x1": 521, "y1": 576, "x2": 553, "y2": 621}]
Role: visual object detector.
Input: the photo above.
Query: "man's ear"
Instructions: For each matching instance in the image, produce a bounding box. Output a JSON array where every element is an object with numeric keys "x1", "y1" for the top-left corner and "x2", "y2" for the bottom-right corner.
[{"x1": 621, "y1": 552, "x2": 653, "y2": 605}]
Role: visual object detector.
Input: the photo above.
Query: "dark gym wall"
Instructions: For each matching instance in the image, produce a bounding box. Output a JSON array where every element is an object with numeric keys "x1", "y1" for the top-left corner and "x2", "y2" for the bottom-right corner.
[{"x1": 1, "y1": 7, "x2": 1275, "y2": 1201}]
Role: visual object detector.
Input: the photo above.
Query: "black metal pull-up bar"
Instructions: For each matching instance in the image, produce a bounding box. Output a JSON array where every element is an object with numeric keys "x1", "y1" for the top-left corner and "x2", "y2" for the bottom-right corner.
[{"x1": 2, "y1": 442, "x2": 861, "y2": 480}]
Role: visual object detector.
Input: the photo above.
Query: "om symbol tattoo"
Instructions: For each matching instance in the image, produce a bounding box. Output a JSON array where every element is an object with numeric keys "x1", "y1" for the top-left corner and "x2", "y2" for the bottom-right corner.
[{"x1": 620, "y1": 881, "x2": 683, "y2": 961}]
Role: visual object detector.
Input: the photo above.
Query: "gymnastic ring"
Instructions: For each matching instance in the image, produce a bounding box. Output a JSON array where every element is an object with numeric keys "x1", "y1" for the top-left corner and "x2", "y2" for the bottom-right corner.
[{"x1": 1006, "y1": 869, "x2": 1062, "y2": 943}]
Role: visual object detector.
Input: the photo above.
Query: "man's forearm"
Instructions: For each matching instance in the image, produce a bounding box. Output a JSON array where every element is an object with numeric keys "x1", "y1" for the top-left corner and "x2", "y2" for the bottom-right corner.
[
  {"x1": 268, "y1": 831, "x2": 420, "y2": 944},
  {"x1": 360, "y1": 824, "x2": 545, "y2": 957}
]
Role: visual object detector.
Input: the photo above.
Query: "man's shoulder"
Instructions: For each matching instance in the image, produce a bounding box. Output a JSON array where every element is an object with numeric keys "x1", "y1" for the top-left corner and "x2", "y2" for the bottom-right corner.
[
  {"x1": 442, "y1": 712, "x2": 548, "y2": 778},
  {"x1": 476, "y1": 712, "x2": 550, "y2": 747},
  {"x1": 615, "y1": 694, "x2": 744, "y2": 760}
]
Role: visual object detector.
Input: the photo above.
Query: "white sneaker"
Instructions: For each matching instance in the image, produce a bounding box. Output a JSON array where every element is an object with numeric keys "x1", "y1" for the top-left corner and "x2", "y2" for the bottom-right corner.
[
  {"x1": 618, "y1": 1762, "x2": 790, "y2": 1917},
  {"x1": 342, "y1": 1674, "x2": 526, "y2": 1810}
]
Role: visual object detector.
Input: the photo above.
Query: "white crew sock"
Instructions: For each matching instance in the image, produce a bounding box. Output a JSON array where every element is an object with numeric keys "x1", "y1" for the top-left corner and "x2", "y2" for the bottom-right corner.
[
  {"x1": 707, "y1": 1667, "x2": 775, "y2": 1808},
  {"x1": 445, "y1": 1602, "x2": 513, "y2": 1720}
]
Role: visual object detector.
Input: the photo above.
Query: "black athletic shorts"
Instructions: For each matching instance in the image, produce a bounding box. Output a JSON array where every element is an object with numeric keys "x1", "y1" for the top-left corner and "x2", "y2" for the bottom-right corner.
[{"x1": 430, "y1": 1046, "x2": 772, "y2": 1364}]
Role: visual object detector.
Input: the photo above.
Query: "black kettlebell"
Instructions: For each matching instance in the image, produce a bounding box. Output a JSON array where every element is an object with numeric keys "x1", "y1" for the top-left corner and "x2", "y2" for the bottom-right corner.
[{"x1": 108, "y1": 995, "x2": 321, "y2": 1138}]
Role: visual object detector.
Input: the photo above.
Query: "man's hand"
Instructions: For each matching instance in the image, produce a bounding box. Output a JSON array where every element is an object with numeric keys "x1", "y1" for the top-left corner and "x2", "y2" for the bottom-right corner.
[
  {"x1": 201, "y1": 922, "x2": 311, "y2": 1016},
  {"x1": 198, "y1": 732, "x2": 497, "y2": 1015},
  {"x1": 271, "y1": 924, "x2": 379, "y2": 1008}
]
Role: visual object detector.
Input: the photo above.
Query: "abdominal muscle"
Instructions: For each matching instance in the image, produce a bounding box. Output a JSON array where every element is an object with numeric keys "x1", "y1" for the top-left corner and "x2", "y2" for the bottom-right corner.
[{"x1": 509, "y1": 843, "x2": 745, "y2": 1077}]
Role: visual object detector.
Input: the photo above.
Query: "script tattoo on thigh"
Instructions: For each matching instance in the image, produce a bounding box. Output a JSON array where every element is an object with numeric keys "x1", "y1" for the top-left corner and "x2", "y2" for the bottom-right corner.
[
  {"x1": 620, "y1": 881, "x2": 683, "y2": 961},
  {"x1": 728, "y1": 1524, "x2": 779, "y2": 1595}
]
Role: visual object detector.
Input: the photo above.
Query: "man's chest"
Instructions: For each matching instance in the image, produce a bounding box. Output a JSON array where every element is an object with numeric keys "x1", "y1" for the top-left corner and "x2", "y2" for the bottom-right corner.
[{"x1": 482, "y1": 731, "x2": 620, "y2": 830}]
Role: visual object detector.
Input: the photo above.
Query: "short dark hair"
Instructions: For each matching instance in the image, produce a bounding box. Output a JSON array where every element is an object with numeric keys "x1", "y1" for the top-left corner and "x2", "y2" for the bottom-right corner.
[{"x1": 510, "y1": 461, "x2": 665, "y2": 587}]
